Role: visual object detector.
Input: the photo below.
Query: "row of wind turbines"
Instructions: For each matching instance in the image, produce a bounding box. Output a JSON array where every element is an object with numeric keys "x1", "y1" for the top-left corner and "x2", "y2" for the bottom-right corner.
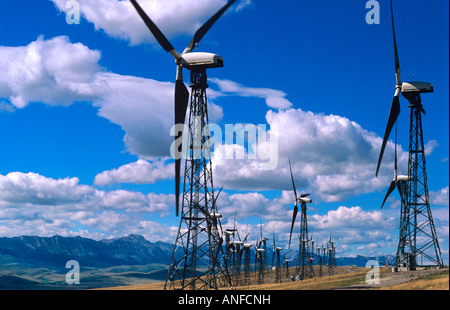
[
  {"x1": 223, "y1": 215, "x2": 337, "y2": 287},
  {"x1": 127, "y1": 0, "x2": 443, "y2": 290}
]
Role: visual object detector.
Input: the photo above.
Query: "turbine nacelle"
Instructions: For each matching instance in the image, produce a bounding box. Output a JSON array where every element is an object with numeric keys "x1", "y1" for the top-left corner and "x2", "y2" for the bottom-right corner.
[
  {"x1": 224, "y1": 230, "x2": 235, "y2": 236},
  {"x1": 401, "y1": 81, "x2": 434, "y2": 95},
  {"x1": 395, "y1": 174, "x2": 410, "y2": 182},
  {"x1": 177, "y1": 52, "x2": 224, "y2": 70},
  {"x1": 297, "y1": 197, "x2": 312, "y2": 204},
  {"x1": 401, "y1": 81, "x2": 433, "y2": 101}
]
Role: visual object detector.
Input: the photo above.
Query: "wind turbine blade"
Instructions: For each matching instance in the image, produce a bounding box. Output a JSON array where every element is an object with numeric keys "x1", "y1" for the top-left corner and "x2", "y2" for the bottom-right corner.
[
  {"x1": 174, "y1": 79, "x2": 189, "y2": 217},
  {"x1": 236, "y1": 227, "x2": 241, "y2": 242},
  {"x1": 390, "y1": 0, "x2": 401, "y2": 85},
  {"x1": 381, "y1": 180, "x2": 396, "y2": 209},
  {"x1": 243, "y1": 232, "x2": 250, "y2": 243},
  {"x1": 396, "y1": 182, "x2": 404, "y2": 203},
  {"x1": 376, "y1": 95, "x2": 400, "y2": 177},
  {"x1": 273, "y1": 230, "x2": 276, "y2": 248},
  {"x1": 288, "y1": 204, "x2": 298, "y2": 249},
  {"x1": 394, "y1": 122, "x2": 397, "y2": 174},
  {"x1": 175, "y1": 159, "x2": 181, "y2": 217},
  {"x1": 212, "y1": 185, "x2": 224, "y2": 208},
  {"x1": 377, "y1": 0, "x2": 403, "y2": 177},
  {"x1": 288, "y1": 157, "x2": 298, "y2": 199},
  {"x1": 130, "y1": 0, "x2": 180, "y2": 59},
  {"x1": 184, "y1": 0, "x2": 236, "y2": 53},
  {"x1": 272, "y1": 249, "x2": 275, "y2": 266}
]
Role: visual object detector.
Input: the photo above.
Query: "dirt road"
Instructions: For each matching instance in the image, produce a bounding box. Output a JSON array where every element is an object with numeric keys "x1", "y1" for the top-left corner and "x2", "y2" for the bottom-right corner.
[{"x1": 336, "y1": 267, "x2": 449, "y2": 289}]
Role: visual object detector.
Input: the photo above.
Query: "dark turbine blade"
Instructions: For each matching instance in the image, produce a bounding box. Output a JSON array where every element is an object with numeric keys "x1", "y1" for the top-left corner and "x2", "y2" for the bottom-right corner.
[
  {"x1": 175, "y1": 80, "x2": 189, "y2": 127},
  {"x1": 185, "y1": 0, "x2": 236, "y2": 51},
  {"x1": 288, "y1": 205, "x2": 298, "y2": 249},
  {"x1": 272, "y1": 250, "x2": 275, "y2": 266},
  {"x1": 396, "y1": 182, "x2": 404, "y2": 202},
  {"x1": 130, "y1": 0, "x2": 176, "y2": 54},
  {"x1": 175, "y1": 159, "x2": 181, "y2": 217},
  {"x1": 288, "y1": 158, "x2": 297, "y2": 199},
  {"x1": 394, "y1": 122, "x2": 398, "y2": 173},
  {"x1": 376, "y1": 95, "x2": 400, "y2": 177},
  {"x1": 174, "y1": 80, "x2": 189, "y2": 217},
  {"x1": 381, "y1": 180, "x2": 396, "y2": 209},
  {"x1": 390, "y1": 0, "x2": 401, "y2": 85}
]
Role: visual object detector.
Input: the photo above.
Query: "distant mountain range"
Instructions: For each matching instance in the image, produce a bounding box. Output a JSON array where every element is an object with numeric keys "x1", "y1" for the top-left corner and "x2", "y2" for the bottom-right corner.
[
  {"x1": 0, "y1": 234, "x2": 175, "y2": 270},
  {"x1": 0, "y1": 234, "x2": 394, "y2": 270},
  {"x1": 0, "y1": 234, "x2": 396, "y2": 289}
]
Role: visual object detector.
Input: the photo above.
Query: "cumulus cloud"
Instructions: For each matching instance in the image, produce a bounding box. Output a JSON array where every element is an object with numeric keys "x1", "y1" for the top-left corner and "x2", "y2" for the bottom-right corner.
[
  {"x1": 94, "y1": 158, "x2": 174, "y2": 187},
  {"x1": 424, "y1": 140, "x2": 439, "y2": 156},
  {"x1": 212, "y1": 107, "x2": 406, "y2": 202},
  {"x1": 51, "y1": 0, "x2": 249, "y2": 46},
  {"x1": 430, "y1": 186, "x2": 449, "y2": 207},
  {"x1": 215, "y1": 196, "x2": 399, "y2": 252},
  {"x1": 311, "y1": 206, "x2": 393, "y2": 230},
  {"x1": 0, "y1": 172, "x2": 94, "y2": 206},
  {"x1": 0, "y1": 36, "x2": 225, "y2": 159},
  {"x1": 0, "y1": 36, "x2": 103, "y2": 108},
  {"x1": 0, "y1": 171, "x2": 174, "y2": 238}
]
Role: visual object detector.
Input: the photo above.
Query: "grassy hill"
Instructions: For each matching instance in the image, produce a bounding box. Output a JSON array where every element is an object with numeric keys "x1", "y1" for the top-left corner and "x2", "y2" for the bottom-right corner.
[{"x1": 94, "y1": 266, "x2": 449, "y2": 290}]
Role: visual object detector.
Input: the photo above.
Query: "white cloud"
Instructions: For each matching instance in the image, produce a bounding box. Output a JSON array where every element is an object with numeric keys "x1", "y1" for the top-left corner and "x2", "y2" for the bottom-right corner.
[
  {"x1": 0, "y1": 171, "x2": 174, "y2": 238},
  {"x1": 430, "y1": 186, "x2": 449, "y2": 207},
  {"x1": 209, "y1": 78, "x2": 293, "y2": 110},
  {"x1": 212, "y1": 107, "x2": 406, "y2": 202},
  {"x1": 0, "y1": 172, "x2": 94, "y2": 205},
  {"x1": 94, "y1": 158, "x2": 174, "y2": 186},
  {"x1": 311, "y1": 206, "x2": 393, "y2": 230},
  {"x1": 424, "y1": 140, "x2": 439, "y2": 156},
  {"x1": 0, "y1": 36, "x2": 223, "y2": 159},
  {"x1": 0, "y1": 36, "x2": 103, "y2": 108},
  {"x1": 51, "y1": 0, "x2": 247, "y2": 46}
]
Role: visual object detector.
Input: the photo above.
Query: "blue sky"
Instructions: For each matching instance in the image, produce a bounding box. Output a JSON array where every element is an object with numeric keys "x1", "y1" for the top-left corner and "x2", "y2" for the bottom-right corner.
[{"x1": 0, "y1": 0, "x2": 448, "y2": 263}]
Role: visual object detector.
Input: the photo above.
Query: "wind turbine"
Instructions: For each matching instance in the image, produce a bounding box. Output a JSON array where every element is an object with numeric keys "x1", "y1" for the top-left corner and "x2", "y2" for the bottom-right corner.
[
  {"x1": 130, "y1": 0, "x2": 235, "y2": 217},
  {"x1": 272, "y1": 230, "x2": 282, "y2": 283},
  {"x1": 287, "y1": 158, "x2": 312, "y2": 249},
  {"x1": 288, "y1": 158, "x2": 313, "y2": 280},
  {"x1": 130, "y1": 0, "x2": 238, "y2": 290},
  {"x1": 375, "y1": 0, "x2": 443, "y2": 269}
]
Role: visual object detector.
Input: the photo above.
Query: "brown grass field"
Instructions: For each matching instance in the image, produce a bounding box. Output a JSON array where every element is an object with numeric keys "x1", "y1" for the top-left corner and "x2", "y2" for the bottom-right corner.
[{"x1": 93, "y1": 266, "x2": 449, "y2": 290}]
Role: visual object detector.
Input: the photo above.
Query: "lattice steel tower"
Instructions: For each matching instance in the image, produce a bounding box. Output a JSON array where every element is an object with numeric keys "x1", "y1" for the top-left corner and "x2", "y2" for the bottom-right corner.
[
  {"x1": 242, "y1": 243, "x2": 252, "y2": 286},
  {"x1": 287, "y1": 158, "x2": 314, "y2": 281},
  {"x1": 327, "y1": 236, "x2": 335, "y2": 276},
  {"x1": 294, "y1": 199, "x2": 313, "y2": 280},
  {"x1": 272, "y1": 231, "x2": 282, "y2": 284},
  {"x1": 165, "y1": 69, "x2": 231, "y2": 290},
  {"x1": 400, "y1": 95, "x2": 443, "y2": 268}
]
